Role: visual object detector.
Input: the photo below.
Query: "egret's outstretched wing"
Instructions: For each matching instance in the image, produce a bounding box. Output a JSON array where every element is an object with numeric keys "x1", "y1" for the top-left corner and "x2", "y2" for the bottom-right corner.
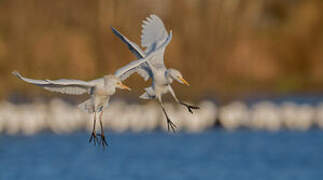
[
  {"x1": 111, "y1": 27, "x2": 145, "y2": 59},
  {"x1": 114, "y1": 57, "x2": 152, "y2": 81},
  {"x1": 114, "y1": 39, "x2": 173, "y2": 81},
  {"x1": 141, "y1": 14, "x2": 169, "y2": 51},
  {"x1": 12, "y1": 71, "x2": 93, "y2": 95},
  {"x1": 141, "y1": 14, "x2": 172, "y2": 68},
  {"x1": 146, "y1": 31, "x2": 172, "y2": 69},
  {"x1": 111, "y1": 27, "x2": 151, "y2": 81}
]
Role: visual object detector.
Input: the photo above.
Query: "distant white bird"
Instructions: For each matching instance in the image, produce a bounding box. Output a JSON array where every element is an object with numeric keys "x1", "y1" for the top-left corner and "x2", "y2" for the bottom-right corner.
[
  {"x1": 112, "y1": 14, "x2": 199, "y2": 132},
  {"x1": 12, "y1": 58, "x2": 148, "y2": 147}
]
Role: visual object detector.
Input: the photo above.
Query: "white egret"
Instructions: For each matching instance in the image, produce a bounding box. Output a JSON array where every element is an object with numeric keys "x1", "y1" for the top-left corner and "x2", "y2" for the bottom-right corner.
[
  {"x1": 111, "y1": 14, "x2": 199, "y2": 132},
  {"x1": 12, "y1": 58, "x2": 148, "y2": 147}
]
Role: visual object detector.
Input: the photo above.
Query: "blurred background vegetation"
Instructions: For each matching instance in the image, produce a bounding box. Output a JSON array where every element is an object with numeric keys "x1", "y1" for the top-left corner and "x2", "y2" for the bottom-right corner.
[{"x1": 0, "y1": 0, "x2": 323, "y2": 102}]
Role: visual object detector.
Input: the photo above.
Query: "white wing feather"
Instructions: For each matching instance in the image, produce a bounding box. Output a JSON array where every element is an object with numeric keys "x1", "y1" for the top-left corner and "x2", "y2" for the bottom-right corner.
[
  {"x1": 114, "y1": 57, "x2": 151, "y2": 81},
  {"x1": 111, "y1": 27, "x2": 151, "y2": 81},
  {"x1": 113, "y1": 29, "x2": 172, "y2": 81},
  {"x1": 141, "y1": 14, "x2": 172, "y2": 68},
  {"x1": 111, "y1": 15, "x2": 173, "y2": 81},
  {"x1": 145, "y1": 30, "x2": 172, "y2": 69},
  {"x1": 87, "y1": 56, "x2": 153, "y2": 84},
  {"x1": 141, "y1": 14, "x2": 169, "y2": 51},
  {"x1": 111, "y1": 27, "x2": 145, "y2": 59},
  {"x1": 12, "y1": 71, "x2": 93, "y2": 95}
]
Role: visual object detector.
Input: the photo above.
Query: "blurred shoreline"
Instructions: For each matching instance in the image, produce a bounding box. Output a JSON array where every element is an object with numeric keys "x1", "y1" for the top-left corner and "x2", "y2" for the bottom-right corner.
[{"x1": 1, "y1": 97, "x2": 323, "y2": 135}]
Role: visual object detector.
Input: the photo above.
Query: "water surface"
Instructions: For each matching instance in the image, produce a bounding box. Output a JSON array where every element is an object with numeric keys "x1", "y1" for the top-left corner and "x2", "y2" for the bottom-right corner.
[{"x1": 0, "y1": 129, "x2": 322, "y2": 180}]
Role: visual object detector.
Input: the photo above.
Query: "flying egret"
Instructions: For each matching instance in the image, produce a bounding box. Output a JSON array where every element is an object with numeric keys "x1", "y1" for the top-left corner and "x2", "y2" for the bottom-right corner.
[
  {"x1": 111, "y1": 14, "x2": 199, "y2": 132},
  {"x1": 12, "y1": 58, "x2": 149, "y2": 147}
]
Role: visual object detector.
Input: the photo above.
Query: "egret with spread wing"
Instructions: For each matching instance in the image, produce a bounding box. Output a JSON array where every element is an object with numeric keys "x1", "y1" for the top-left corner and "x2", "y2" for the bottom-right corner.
[
  {"x1": 112, "y1": 14, "x2": 199, "y2": 132},
  {"x1": 12, "y1": 58, "x2": 148, "y2": 147}
]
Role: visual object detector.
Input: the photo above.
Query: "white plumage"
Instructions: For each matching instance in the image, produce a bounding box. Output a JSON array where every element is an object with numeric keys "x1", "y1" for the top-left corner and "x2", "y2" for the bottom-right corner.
[
  {"x1": 112, "y1": 14, "x2": 199, "y2": 132},
  {"x1": 141, "y1": 15, "x2": 169, "y2": 53},
  {"x1": 12, "y1": 55, "x2": 149, "y2": 147},
  {"x1": 13, "y1": 71, "x2": 92, "y2": 95}
]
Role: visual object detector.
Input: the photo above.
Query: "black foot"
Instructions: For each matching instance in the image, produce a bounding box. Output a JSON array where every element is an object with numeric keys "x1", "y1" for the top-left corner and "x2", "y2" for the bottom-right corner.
[
  {"x1": 89, "y1": 132, "x2": 98, "y2": 146},
  {"x1": 167, "y1": 118, "x2": 177, "y2": 133},
  {"x1": 97, "y1": 133, "x2": 108, "y2": 149},
  {"x1": 181, "y1": 102, "x2": 200, "y2": 114}
]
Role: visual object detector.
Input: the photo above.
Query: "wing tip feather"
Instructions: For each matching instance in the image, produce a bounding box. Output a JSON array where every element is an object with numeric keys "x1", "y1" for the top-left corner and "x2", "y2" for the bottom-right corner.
[{"x1": 12, "y1": 70, "x2": 22, "y2": 79}]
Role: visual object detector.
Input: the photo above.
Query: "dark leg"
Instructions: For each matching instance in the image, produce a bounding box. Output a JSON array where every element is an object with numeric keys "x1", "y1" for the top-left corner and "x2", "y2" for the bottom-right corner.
[
  {"x1": 179, "y1": 101, "x2": 200, "y2": 114},
  {"x1": 98, "y1": 111, "x2": 108, "y2": 148},
  {"x1": 159, "y1": 102, "x2": 176, "y2": 133},
  {"x1": 89, "y1": 112, "x2": 98, "y2": 145}
]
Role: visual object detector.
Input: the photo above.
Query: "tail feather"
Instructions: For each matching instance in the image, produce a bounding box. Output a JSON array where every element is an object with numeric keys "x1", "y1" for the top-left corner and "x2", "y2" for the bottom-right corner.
[
  {"x1": 78, "y1": 98, "x2": 94, "y2": 113},
  {"x1": 139, "y1": 87, "x2": 155, "y2": 99},
  {"x1": 139, "y1": 92, "x2": 152, "y2": 99}
]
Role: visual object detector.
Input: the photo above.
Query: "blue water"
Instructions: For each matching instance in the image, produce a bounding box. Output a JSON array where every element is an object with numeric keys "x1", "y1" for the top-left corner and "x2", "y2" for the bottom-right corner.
[{"x1": 0, "y1": 129, "x2": 323, "y2": 180}]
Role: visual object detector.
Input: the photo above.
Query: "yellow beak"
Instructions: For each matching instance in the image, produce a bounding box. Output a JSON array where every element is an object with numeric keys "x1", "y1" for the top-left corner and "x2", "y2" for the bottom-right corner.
[
  {"x1": 179, "y1": 77, "x2": 190, "y2": 86},
  {"x1": 120, "y1": 82, "x2": 131, "y2": 91}
]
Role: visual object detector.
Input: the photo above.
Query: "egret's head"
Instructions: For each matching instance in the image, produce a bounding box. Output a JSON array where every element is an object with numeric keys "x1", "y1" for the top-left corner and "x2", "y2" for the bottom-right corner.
[
  {"x1": 167, "y1": 69, "x2": 190, "y2": 86},
  {"x1": 104, "y1": 75, "x2": 131, "y2": 91}
]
